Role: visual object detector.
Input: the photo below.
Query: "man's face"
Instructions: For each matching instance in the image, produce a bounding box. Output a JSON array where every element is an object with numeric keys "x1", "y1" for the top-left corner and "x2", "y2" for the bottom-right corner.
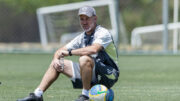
[{"x1": 79, "y1": 15, "x2": 97, "y2": 34}]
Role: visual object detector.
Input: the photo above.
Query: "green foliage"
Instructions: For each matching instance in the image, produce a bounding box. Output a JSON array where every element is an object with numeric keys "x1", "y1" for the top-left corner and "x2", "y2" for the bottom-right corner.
[
  {"x1": 120, "y1": 0, "x2": 175, "y2": 40},
  {"x1": 1, "y1": 0, "x2": 84, "y2": 13}
]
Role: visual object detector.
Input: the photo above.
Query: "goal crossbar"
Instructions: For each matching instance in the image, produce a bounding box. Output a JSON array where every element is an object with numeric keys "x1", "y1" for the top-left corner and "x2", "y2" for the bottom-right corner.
[
  {"x1": 36, "y1": 0, "x2": 118, "y2": 47},
  {"x1": 37, "y1": 0, "x2": 113, "y2": 14},
  {"x1": 131, "y1": 22, "x2": 180, "y2": 47}
]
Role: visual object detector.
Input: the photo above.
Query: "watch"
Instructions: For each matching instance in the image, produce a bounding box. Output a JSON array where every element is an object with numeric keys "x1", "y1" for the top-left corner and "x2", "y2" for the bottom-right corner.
[{"x1": 68, "y1": 49, "x2": 72, "y2": 56}]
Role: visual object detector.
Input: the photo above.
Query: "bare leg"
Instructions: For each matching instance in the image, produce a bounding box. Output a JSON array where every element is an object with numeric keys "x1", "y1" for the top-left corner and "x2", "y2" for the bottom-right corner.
[
  {"x1": 38, "y1": 59, "x2": 73, "y2": 92},
  {"x1": 38, "y1": 65, "x2": 59, "y2": 92},
  {"x1": 79, "y1": 56, "x2": 94, "y2": 90}
]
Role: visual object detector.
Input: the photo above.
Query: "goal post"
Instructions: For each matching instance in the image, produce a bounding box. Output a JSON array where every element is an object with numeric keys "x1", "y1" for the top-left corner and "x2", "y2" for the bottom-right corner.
[
  {"x1": 131, "y1": 0, "x2": 180, "y2": 53},
  {"x1": 36, "y1": 0, "x2": 119, "y2": 47},
  {"x1": 131, "y1": 22, "x2": 180, "y2": 51}
]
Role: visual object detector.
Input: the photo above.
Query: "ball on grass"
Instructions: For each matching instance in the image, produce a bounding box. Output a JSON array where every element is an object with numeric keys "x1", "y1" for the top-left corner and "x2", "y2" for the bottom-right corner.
[{"x1": 89, "y1": 84, "x2": 114, "y2": 101}]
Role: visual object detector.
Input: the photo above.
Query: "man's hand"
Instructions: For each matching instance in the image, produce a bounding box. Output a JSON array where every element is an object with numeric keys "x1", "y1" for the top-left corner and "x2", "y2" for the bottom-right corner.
[
  {"x1": 52, "y1": 49, "x2": 68, "y2": 72},
  {"x1": 51, "y1": 58, "x2": 64, "y2": 72},
  {"x1": 57, "y1": 50, "x2": 69, "y2": 58}
]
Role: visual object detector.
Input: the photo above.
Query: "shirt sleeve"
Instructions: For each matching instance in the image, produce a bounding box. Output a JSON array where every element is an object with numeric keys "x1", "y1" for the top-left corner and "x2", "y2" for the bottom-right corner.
[
  {"x1": 93, "y1": 29, "x2": 112, "y2": 49},
  {"x1": 65, "y1": 34, "x2": 82, "y2": 50}
]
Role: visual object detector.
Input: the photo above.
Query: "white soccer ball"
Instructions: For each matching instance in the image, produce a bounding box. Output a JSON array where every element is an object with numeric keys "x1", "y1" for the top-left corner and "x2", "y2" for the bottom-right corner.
[{"x1": 89, "y1": 84, "x2": 108, "y2": 101}]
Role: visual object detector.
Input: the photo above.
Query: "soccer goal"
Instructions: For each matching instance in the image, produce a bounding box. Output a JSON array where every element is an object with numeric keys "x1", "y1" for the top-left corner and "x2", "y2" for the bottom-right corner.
[
  {"x1": 131, "y1": 22, "x2": 180, "y2": 51},
  {"x1": 36, "y1": 0, "x2": 118, "y2": 47},
  {"x1": 131, "y1": 0, "x2": 180, "y2": 53}
]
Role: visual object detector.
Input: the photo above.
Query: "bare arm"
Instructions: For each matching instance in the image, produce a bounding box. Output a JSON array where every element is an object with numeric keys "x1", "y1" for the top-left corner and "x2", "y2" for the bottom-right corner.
[
  {"x1": 51, "y1": 43, "x2": 102, "y2": 71},
  {"x1": 53, "y1": 43, "x2": 103, "y2": 59},
  {"x1": 71, "y1": 43, "x2": 103, "y2": 56},
  {"x1": 51, "y1": 46, "x2": 69, "y2": 72},
  {"x1": 53, "y1": 46, "x2": 68, "y2": 59}
]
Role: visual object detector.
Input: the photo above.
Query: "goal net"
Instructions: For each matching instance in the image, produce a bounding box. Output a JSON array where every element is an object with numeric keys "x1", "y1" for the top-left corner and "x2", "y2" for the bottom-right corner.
[{"x1": 37, "y1": 0, "x2": 118, "y2": 48}]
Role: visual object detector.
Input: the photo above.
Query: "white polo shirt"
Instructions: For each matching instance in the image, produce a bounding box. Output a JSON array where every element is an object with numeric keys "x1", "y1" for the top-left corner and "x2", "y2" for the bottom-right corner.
[{"x1": 66, "y1": 25, "x2": 118, "y2": 66}]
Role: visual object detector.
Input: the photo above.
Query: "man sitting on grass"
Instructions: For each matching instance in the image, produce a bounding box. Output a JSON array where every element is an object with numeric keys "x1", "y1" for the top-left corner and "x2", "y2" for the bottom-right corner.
[{"x1": 17, "y1": 6, "x2": 119, "y2": 101}]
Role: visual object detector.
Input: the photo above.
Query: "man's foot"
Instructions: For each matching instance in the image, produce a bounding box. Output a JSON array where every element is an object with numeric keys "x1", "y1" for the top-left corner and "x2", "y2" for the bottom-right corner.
[
  {"x1": 75, "y1": 94, "x2": 89, "y2": 101},
  {"x1": 17, "y1": 93, "x2": 43, "y2": 101}
]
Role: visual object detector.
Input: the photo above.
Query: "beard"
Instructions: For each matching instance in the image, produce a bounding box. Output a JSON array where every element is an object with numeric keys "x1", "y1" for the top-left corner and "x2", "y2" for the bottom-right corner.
[
  {"x1": 84, "y1": 27, "x2": 91, "y2": 32},
  {"x1": 81, "y1": 23, "x2": 94, "y2": 33}
]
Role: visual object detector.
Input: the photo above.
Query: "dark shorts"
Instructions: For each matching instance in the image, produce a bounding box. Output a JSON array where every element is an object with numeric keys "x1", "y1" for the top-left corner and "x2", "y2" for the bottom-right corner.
[
  {"x1": 94, "y1": 59, "x2": 119, "y2": 89},
  {"x1": 71, "y1": 59, "x2": 119, "y2": 89}
]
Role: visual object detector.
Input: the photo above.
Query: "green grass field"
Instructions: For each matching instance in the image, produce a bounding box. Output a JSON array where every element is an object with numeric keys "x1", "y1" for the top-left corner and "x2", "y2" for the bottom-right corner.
[{"x1": 0, "y1": 53, "x2": 180, "y2": 101}]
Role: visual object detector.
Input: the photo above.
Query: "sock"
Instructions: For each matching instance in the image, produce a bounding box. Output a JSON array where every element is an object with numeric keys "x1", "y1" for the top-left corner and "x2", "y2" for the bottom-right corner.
[
  {"x1": 34, "y1": 88, "x2": 43, "y2": 97},
  {"x1": 82, "y1": 89, "x2": 89, "y2": 97}
]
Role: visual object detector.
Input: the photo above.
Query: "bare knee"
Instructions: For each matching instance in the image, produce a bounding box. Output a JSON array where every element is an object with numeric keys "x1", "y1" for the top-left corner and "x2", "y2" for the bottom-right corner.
[
  {"x1": 49, "y1": 61, "x2": 61, "y2": 73},
  {"x1": 79, "y1": 56, "x2": 94, "y2": 69},
  {"x1": 50, "y1": 59, "x2": 73, "y2": 77},
  {"x1": 49, "y1": 59, "x2": 63, "y2": 73}
]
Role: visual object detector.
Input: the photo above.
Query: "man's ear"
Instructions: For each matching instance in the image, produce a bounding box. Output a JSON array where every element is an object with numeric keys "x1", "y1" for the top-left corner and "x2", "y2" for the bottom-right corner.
[
  {"x1": 95, "y1": 16, "x2": 97, "y2": 21},
  {"x1": 94, "y1": 16, "x2": 97, "y2": 21}
]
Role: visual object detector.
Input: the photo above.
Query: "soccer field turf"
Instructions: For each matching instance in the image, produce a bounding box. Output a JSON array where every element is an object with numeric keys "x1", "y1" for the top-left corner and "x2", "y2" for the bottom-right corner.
[{"x1": 0, "y1": 53, "x2": 180, "y2": 101}]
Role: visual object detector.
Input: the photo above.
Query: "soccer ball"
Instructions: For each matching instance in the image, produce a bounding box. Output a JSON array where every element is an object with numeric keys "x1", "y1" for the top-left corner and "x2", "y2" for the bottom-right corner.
[{"x1": 89, "y1": 84, "x2": 114, "y2": 101}]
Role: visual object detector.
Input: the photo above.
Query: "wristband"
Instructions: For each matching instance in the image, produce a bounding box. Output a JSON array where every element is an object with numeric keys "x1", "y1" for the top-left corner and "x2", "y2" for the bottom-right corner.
[{"x1": 68, "y1": 49, "x2": 72, "y2": 56}]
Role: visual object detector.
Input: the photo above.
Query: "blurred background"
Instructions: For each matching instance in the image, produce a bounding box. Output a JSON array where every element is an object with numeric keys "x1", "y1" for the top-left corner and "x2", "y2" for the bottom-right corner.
[
  {"x1": 0, "y1": 0, "x2": 179, "y2": 54},
  {"x1": 1, "y1": 0, "x2": 180, "y2": 101}
]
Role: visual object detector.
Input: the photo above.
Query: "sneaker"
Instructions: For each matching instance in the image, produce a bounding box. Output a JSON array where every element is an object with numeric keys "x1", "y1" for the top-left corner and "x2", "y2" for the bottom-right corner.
[
  {"x1": 17, "y1": 93, "x2": 43, "y2": 101},
  {"x1": 75, "y1": 94, "x2": 89, "y2": 101}
]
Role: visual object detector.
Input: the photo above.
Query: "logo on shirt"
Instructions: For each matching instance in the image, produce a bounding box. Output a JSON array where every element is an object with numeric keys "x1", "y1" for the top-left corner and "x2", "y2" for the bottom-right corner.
[
  {"x1": 105, "y1": 73, "x2": 116, "y2": 80},
  {"x1": 106, "y1": 69, "x2": 116, "y2": 80}
]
